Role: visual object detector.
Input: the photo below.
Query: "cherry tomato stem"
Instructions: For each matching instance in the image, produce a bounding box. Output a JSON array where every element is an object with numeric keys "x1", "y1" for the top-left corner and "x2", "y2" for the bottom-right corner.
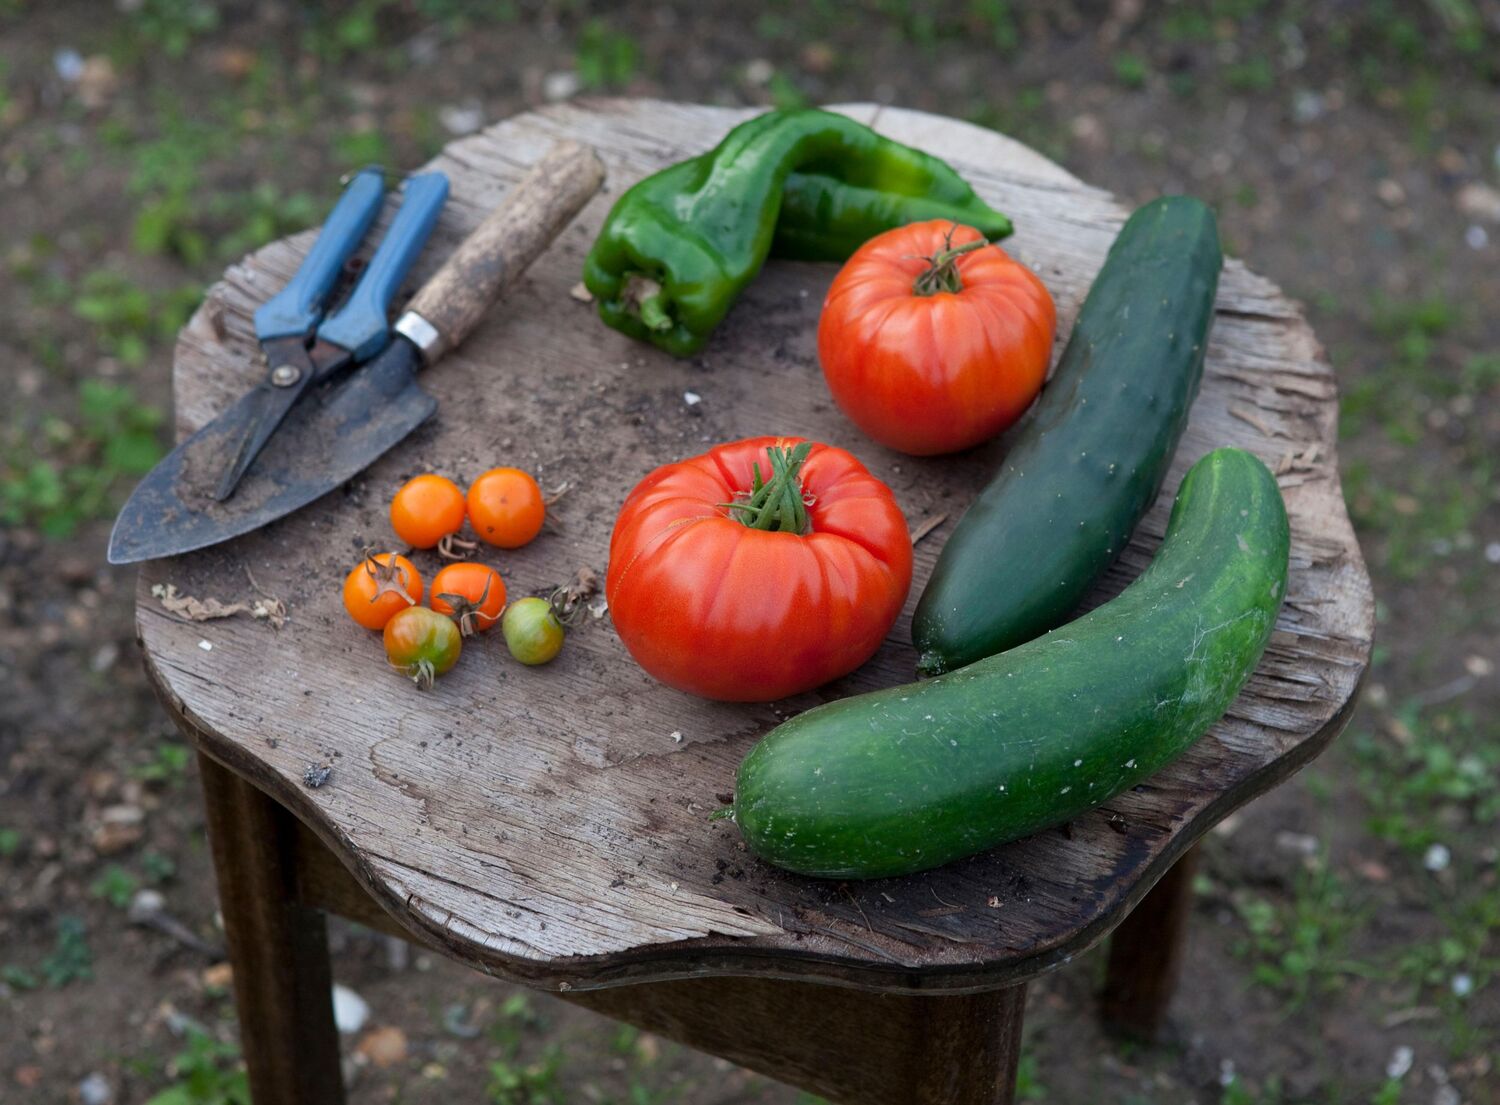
[{"x1": 342, "y1": 552, "x2": 423, "y2": 630}]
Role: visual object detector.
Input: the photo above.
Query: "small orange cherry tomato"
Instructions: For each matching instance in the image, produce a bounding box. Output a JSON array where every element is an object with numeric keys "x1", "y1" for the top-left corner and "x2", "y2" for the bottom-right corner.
[
  {"x1": 342, "y1": 552, "x2": 423, "y2": 630},
  {"x1": 466, "y1": 467, "x2": 545, "y2": 549},
  {"x1": 390, "y1": 474, "x2": 466, "y2": 549},
  {"x1": 430, "y1": 562, "x2": 507, "y2": 636}
]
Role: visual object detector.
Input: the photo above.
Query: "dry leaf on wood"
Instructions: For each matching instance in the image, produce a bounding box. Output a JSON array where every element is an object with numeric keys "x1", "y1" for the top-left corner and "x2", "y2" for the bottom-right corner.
[{"x1": 151, "y1": 583, "x2": 287, "y2": 629}]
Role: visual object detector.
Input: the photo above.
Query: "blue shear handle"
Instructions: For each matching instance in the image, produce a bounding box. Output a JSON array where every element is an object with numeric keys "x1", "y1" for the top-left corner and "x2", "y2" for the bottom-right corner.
[
  {"x1": 253, "y1": 167, "x2": 386, "y2": 341},
  {"x1": 316, "y1": 172, "x2": 450, "y2": 361}
]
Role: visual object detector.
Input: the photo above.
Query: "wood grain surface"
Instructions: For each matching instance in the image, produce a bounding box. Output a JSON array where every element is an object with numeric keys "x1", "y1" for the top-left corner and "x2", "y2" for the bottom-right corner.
[{"x1": 137, "y1": 99, "x2": 1374, "y2": 995}]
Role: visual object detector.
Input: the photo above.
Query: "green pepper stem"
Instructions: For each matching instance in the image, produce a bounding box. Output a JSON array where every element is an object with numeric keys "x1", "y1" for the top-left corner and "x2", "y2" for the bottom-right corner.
[
  {"x1": 725, "y1": 442, "x2": 814, "y2": 533},
  {"x1": 636, "y1": 294, "x2": 673, "y2": 332},
  {"x1": 623, "y1": 273, "x2": 674, "y2": 332},
  {"x1": 913, "y1": 231, "x2": 986, "y2": 297}
]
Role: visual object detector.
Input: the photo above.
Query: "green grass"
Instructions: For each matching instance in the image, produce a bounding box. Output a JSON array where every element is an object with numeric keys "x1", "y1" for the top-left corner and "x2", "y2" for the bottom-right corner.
[
  {"x1": 575, "y1": 19, "x2": 640, "y2": 91},
  {"x1": 41, "y1": 915, "x2": 93, "y2": 987},
  {"x1": 90, "y1": 864, "x2": 141, "y2": 909},
  {"x1": 2, "y1": 964, "x2": 38, "y2": 991},
  {"x1": 74, "y1": 270, "x2": 202, "y2": 362},
  {"x1": 1230, "y1": 860, "x2": 1370, "y2": 1010},
  {"x1": 134, "y1": 740, "x2": 193, "y2": 785},
  {"x1": 1220, "y1": 1073, "x2": 1282, "y2": 1105},
  {"x1": 1354, "y1": 704, "x2": 1500, "y2": 852},
  {"x1": 1112, "y1": 53, "x2": 1150, "y2": 88},
  {"x1": 1, "y1": 378, "x2": 165, "y2": 538},
  {"x1": 488, "y1": 992, "x2": 547, "y2": 1060},
  {"x1": 145, "y1": 1029, "x2": 250, "y2": 1105},
  {"x1": 119, "y1": 0, "x2": 221, "y2": 60},
  {"x1": 487, "y1": 1046, "x2": 562, "y2": 1104},
  {"x1": 1015, "y1": 1050, "x2": 1046, "y2": 1100}
]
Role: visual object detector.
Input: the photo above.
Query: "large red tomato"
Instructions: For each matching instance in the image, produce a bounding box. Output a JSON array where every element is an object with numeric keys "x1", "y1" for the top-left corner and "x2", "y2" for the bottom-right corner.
[
  {"x1": 606, "y1": 436, "x2": 912, "y2": 702},
  {"x1": 817, "y1": 220, "x2": 1056, "y2": 456}
]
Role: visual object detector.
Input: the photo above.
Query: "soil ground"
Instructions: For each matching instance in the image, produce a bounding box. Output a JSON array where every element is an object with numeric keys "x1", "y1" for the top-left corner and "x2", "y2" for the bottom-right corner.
[{"x1": 2, "y1": 3, "x2": 1498, "y2": 1104}]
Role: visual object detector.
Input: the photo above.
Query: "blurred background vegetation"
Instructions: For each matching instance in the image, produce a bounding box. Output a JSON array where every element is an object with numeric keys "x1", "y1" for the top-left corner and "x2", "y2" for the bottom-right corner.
[{"x1": 0, "y1": 2, "x2": 1496, "y2": 1103}]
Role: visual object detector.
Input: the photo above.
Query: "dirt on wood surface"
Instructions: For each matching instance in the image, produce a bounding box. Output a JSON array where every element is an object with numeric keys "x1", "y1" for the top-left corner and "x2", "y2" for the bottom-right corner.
[{"x1": 1, "y1": 3, "x2": 1497, "y2": 1104}]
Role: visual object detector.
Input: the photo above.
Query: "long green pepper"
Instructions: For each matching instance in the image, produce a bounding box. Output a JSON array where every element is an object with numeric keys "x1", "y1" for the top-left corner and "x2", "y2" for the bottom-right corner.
[{"x1": 582, "y1": 109, "x2": 1013, "y2": 356}]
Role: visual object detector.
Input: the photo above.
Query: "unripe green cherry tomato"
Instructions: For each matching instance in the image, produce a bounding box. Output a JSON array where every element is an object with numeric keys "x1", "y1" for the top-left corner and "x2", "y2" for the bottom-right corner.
[
  {"x1": 502, "y1": 597, "x2": 564, "y2": 666},
  {"x1": 383, "y1": 606, "x2": 462, "y2": 689}
]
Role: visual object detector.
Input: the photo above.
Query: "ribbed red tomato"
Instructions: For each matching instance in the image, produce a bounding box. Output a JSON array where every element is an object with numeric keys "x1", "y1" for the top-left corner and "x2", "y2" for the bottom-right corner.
[
  {"x1": 817, "y1": 220, "x2": 1056, "y2": 456},
  {"x1": 606, "y1": 436, "x2": 912, "y2": 702}
]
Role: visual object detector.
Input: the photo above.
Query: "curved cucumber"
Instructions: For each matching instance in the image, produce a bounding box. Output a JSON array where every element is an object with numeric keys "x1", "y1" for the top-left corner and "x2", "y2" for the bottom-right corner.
[
  {"x1": 913, "y1": 196, "x2": 1223, "y2": 675},
  {"x1": 732, "y1": 448, "x2": 1288, "y2": 880}
]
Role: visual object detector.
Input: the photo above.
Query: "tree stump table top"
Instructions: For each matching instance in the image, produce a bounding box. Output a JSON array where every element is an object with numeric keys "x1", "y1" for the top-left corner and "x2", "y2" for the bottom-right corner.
[{"x1": 136, "y1": 99, "x2": 1374, "y2": 996}]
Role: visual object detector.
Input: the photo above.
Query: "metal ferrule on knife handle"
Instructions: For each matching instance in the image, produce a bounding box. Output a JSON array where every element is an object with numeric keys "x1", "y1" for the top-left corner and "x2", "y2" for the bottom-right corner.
[{"x1": 397, "y1": 140, "x2": 607, "y2": 364}]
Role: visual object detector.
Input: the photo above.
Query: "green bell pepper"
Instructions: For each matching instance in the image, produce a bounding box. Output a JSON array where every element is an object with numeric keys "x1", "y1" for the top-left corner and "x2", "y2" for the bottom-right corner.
[{"x1": 582, "y1": 109, "x2": 1014, "y2": 356}]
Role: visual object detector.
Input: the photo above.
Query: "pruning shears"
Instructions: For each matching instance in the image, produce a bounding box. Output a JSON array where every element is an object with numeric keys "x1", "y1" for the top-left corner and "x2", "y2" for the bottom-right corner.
[
  {"x1": 212, "y1": 167, "x2": 450, "y2": 500},
  {"x1": 108, "y1": 140, "x2": 606, "y2": 566}
]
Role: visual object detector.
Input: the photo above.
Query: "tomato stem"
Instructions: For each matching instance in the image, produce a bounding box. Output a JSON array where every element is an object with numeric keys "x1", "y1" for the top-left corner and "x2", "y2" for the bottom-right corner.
[
  {"x1": 726, "y1": 441, "x2": 814, "y2": 534},
  {"x1": 361, "y1": 549, "x2": 417, "y2": 608},
  {"x1": 912, "y1": 226, "x2": 986, "y2": 297},
  {"x1": 436, "y1": 575, "x2": 496, "y2": 637}
]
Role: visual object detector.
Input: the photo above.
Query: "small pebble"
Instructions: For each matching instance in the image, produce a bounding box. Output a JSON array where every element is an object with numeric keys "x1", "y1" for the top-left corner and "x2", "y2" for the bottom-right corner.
[
  {"x1": 683, "y1": 391, "x2": 702, "y2": 406},
  {"x1": 1386, "y1": 1045, "x2": 1414, "y2": 1079},
  {"x1": 77, "y1": 1072, "x2": 112, "y2": 1105},
  {"x1": 443, "y1": 1003, "x2": 482, "y2": 1039},
  {"x1": 332, "y1": 984, "x2": 370, "y2": 1034},
  {"x1": 1468, "y1": 225, "x2": 1490, "y2": 250},
  {"x1": 744, "y1": 58, "x2": 774, "y2": 85},
  {"x1": 355, "y1": 1025, "x2": 408, "y2": 1068},
  {"x1": 542, "y1": 70, "x2": 580, "y2": 101},
  {"x1": 1484, "y1": 542, "x2": 1500, "y2": 564},
  {"x1": 303, "y1": 764, "x2": 333, "y2": 789},
  {"x1": 1274, "y1": 831, "x2": 1320, "y2": 857},
  {"x1": 438, "y1": 102, "x2": 484, "y2": 136},
  {"x1": 198, "y1": 640, "x2": 213, "y2": 651},
  {"x1": 1423, "y1": 843, "x2": 1451, "y2": 872},
  {"x1": 54, "y1": 48, "x2": 84, "y2": 81},
  {"x1": 670, "y1": 730, "x2": 683, "y2": 743},
  {"x1": 127, "y1": 888, "x2": 165, "y2": 922},
  {"x1": 1451, "y1": 973, "x2": 1474, "y2": 998}
]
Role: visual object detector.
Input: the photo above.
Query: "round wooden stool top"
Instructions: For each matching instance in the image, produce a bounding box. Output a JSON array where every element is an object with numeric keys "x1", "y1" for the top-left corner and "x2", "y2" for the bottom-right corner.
[{"x1": 137, "y1": 100, "x2": 1374, "y2": 995}]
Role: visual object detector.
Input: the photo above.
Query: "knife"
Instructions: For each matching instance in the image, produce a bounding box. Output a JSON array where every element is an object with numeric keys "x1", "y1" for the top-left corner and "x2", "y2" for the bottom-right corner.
[{"x1": 107, "y1": 141, "x2": 605, "y2": 565}]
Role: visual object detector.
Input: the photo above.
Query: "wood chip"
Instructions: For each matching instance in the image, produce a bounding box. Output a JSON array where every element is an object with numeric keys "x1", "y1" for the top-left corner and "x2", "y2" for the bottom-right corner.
[
  {"x1": 1228, "y1": 404, "x2": 1277, "y2": 437},
  {"x1": 909, "y1": 513, "x2": 947, "y2": 545},
  {"x1": 569, "y1": 281, "x2": 594, "y2": 303}
]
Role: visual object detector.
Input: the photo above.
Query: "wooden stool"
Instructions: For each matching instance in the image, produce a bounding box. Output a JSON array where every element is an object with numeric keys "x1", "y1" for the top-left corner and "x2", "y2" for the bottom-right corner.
[{"x1": 135, "y1": 100, "x2": 1373, "y2": 1105}]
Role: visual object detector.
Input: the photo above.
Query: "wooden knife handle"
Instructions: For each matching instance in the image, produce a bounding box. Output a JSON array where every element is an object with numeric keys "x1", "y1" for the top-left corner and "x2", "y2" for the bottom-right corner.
[{"x1": 400, "y1": 140, "x2": 605, "y2": 362}]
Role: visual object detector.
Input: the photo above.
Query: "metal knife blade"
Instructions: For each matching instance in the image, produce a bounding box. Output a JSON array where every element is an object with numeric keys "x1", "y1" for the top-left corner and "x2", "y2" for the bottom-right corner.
[{"x1": 106, "y1": 339, "x2": 432, "y2": 564}]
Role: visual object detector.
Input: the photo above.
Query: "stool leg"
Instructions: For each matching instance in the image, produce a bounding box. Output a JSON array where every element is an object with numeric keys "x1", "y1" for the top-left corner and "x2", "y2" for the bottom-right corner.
[
  {"x1": 567, "y1": 977, "x2": 1027, "y2": 1105},
  {"x1": 1100, "y1": 842, "x2": 1201, "y2": 1039},
  {"x1": 198, "y1": 754, "x2": 346, "y2": 1105}
]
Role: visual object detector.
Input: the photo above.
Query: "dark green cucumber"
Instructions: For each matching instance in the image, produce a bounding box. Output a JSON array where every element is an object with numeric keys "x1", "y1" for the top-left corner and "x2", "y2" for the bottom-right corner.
[
  {"x1": 913, "y1": 196, "x2": 1223, "y2": 675},
  {"x1": 732, "y1": 447, "x2": 1288, "y2": 880}
]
